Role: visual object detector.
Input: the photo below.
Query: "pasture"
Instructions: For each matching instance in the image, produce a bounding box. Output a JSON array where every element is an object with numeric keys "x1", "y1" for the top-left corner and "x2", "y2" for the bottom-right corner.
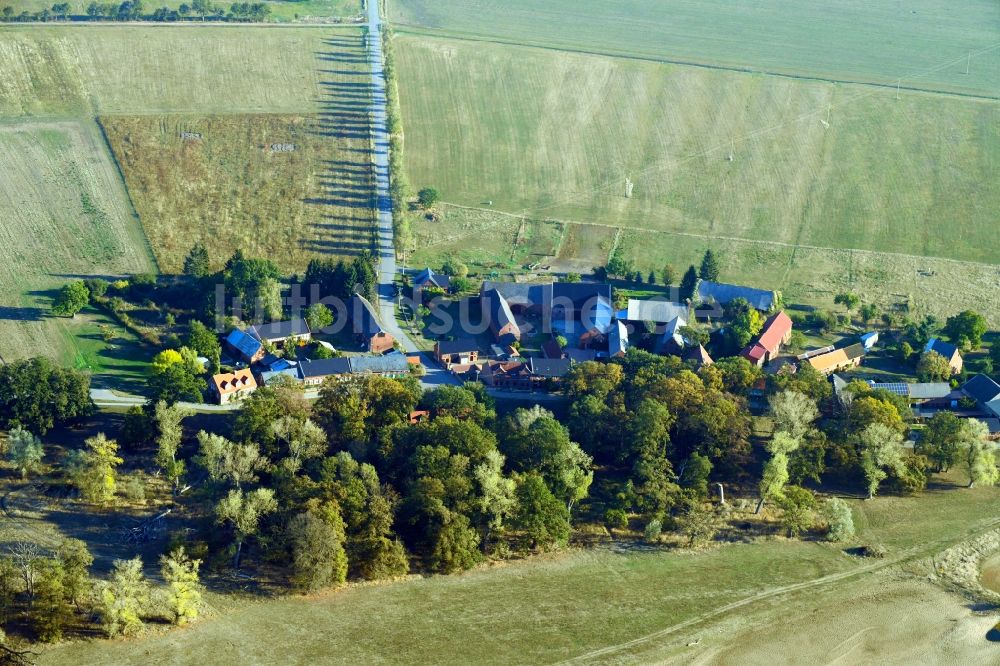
[
  {"x1": 37, "y1": 476, "x2": 1000, "y2": 664},
  {"x1": 395, "y1": 36, "x2": 1000, "y2": 319},
  {"x1": 391, "y1": 0, "x2": 1000, "y2": 98},
  {"x1": 102, "y1": 113, "x2": 375, "y2": 273},
  {"x1": 0, "y1": 120, "x2": 155, "y2": 365}
]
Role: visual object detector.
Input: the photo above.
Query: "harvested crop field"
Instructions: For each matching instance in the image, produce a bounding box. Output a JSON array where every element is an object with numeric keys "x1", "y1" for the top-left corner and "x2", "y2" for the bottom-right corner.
[
  {"x1": 397, "y1": 35, "x2": 1000, "y2": 319},
  {"x1": 0, "y1": 120, "x2": 155, "y2": 364},
  {"x1": 101, "y1": 113, "x2": 375, "y2": 273},
  {"x1": 392, "y1": 0, "x2": 1000, "y2": 98},
  {"x1": 0, "y1": 25, "x2": 352, "y2": 117},
  {"x1": 396, "y1": 36, "x2": 1000, "y2": 265}
]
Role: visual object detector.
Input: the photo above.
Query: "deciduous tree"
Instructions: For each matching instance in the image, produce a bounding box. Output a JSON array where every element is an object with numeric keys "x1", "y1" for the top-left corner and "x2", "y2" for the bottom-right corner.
[
  {"x1": 6, "y1": 427, "x2": 43, "y2": 478},
  {"x1": 51, "y1": 281, "x2": 89, "y2": 317},
  {"x1": 860, "y1": 423, "x2": 906, "y2": 499},
  {"x1": 216, "y1": 487, "x2": 277, "y2": 568},
  {"x1": 66, "y1": 433, "x2": 123, "y2": 504},
  {"x1": 160, "y1": 547, "x2": 202, "y2": 625}
]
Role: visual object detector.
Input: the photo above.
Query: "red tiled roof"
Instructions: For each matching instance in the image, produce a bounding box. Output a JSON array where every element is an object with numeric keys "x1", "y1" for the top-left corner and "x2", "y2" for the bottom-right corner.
[
  {"x1": 742, "y1": 344, "x2": 767, "y2": 362},
  {"x1": 757, "y1": 311, "x2": 792, "y2": 354}
]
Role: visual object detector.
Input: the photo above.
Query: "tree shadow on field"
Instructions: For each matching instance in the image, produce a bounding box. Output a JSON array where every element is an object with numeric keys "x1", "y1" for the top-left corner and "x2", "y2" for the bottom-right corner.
[
  {"x1": 301, "y1": 238, "x2": 375, "y2": 254},
  {"x1": 303, "y1": 35, "x2": 378, "y2": 254},
  {"x1": 0, "y1": 305, "x2": 46, "y2": 322}
]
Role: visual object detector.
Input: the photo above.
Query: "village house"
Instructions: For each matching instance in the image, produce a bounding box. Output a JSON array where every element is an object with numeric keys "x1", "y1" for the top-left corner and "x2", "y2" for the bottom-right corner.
[
  {"x1": 348, "y1": 354, "x2": 411, "y2": 378},
  {"x1": 412, "y1": 267, "x2": 452, "y2": 297},
  {"x1": 697, "y1": 280, "x2": 777, "y2": 312},
  {"x1": 808, "y1": 343, "x2": 866, "y2": 375},
  {"x1": 210, "y1": 368, "x2": 258, "y2": 405},
  {"x1": 684, "y1": 344, "x2": 714, "y2": 367},
  {"x1": 479, "y1": 280, "x2": 613, "y2": 342},
  {"x1": 961, "y1": 374, "x2": 1000, "y2": 419},
  {"x1": 868, "y1": 380, "x2": 953, "y2": 405},
  {"x1": 481, "y1": 288, "x2": 522, "y2": 342},
  {"x1": 479, "y1": 360, "x2": 534, "y2": 391},
  {"x1": 924, "y1": 338, "x2": 964, "y2": 375},
  {"x1": 299, "y1": 358, "x2": 353, "y2": 387},
  {"x1": 656, "y1": 316, "x2": 688, "y2": 356},
  {"x1": 619, "y1": 299, "x2": 688, "y2": 326},
  {"x1": 529, "y1": 357, "x2": 573, "y2": 383},
  {"x1": 259, "y1": 365, "x2": 304, "y2": 386},
  {"x1": 352, "y1": 294, "x2": 395, "y2": 353},
  {"x1": 250, "y1": 318, "x2": 311, "y2": 348},
  {"x1": 740, "y1": 311, "x2": 793, "y2": 368},
  {"x1": 434, "y1": 338, "x2": 480, "y2": 368},
  {"x1": 608, "y1": 321, "x2": 629, "y2": 358},
  {"x1": 225, "y1": 328, "x2": 265, "y2": 364}
]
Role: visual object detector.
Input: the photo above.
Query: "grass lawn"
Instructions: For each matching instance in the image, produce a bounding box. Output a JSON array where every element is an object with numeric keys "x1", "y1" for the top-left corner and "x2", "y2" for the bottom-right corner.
[
  {"x1": 391, "y1": 0, "x2": 1000, "y2": 98},
  {"x1": 102, "y1": 113, "x2": 375, "y2": 273},
  {"x1": 0, "y1": 120, "x2": 155, "y2": 365},
  {"x1": 36, "y1": 476, "x2": 1000, "y2": 664}
]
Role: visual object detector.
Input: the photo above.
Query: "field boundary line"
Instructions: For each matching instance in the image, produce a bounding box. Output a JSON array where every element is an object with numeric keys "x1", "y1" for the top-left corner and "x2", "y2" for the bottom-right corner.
[
  {"x1": 438, "y1": 202, "x2": 1000, "y2": 272},
  {"x1": 393, "y1": 26, "x2": 1000, "y2": 104},
  {"x1": 94, "y1": 117, "x2": 161, "y2": 274}
]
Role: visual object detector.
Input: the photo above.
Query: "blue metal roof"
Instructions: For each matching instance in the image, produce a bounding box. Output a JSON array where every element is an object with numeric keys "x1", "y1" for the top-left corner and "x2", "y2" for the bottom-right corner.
[{"x1": 226, "y1": 329, "x2": 262, "y2": 359}]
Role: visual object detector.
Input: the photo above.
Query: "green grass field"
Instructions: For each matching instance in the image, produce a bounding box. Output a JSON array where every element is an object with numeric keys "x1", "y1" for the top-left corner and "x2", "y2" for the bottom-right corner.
[
  {"x1": 3, "y1": 0, "x2": 362, "y2": 21},
  {"x1": 0, "y1": 120, "x2": 156, "y2": 365},
  {"x1": 391, "y1": 0, "x2": 1000, "y2": 98},
  {"x1": 37, "y1": 477, "x2": 1000, "y2": 664},
  {"x1": 395, "y1": 35, "x2": 1000, "y2": 320}
]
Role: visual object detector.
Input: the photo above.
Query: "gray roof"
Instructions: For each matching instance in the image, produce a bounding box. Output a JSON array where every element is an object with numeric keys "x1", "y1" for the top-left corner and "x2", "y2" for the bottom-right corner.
[
  {"x1": 529, "y1": 357, "x2": 573, "y2": 378},
  {"x1": 251, "y1": 318, "x2": 310, "y2": 342},
  {"x1": 300, "y1": 357, "x2": 352, "y2": 378},
  {"x1": 482, "y1": 288, "x2": 518, "y2": 333},
  {"x1": 963, "y1": 374, "x2": 1000, "y2": 418},
  {"x1": 352, "y1": 294, "x2": 384, "y2": 338},
  {"x1": 869, "y1": 381, "x2": 951, "y2": 400},
  {"x1": 565, "y1": 348, "x2": 597, "y2": 363},
  {"x1": 552, "y1": 282, "x2": 612, "y2": 309},
  {"x1": 349, "y1": 355, "x2": 411, "y2": 374},
  {"x1": 260, "y1": 367, "x2": 303, "y2": 385},
  {"x1": 480, "y1": 281, "x2": 545, "y2": 309},
  {"x1": 414, "y1": 268, "x2": 451, "y2": 290},
  {"x1": 609, "y1": 321, "x2": 629, "y2": 356},
  {"x1": 697, "y1": 280, "x2": 775, "y2": 311},
  {"x1": 479, "y1": 280, "x2": 612, "y2": 312},
  {"x1": 623, "y1": 299, "x2": 688, "y2": 324},
  {"x1": 436, "y1": 338, "x2": 479, "y2": 355}
]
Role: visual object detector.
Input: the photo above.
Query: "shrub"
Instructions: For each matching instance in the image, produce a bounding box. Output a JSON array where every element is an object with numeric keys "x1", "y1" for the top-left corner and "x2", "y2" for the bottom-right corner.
[
  {"x1": 643, "y1": 519, "x2": 662, "y2": 543},
  {"x1": 604, "y1": 508, "x2": 628, "y2": 531},
  {"x1": 822, "y1": 497, "x2": 855, "y2": 542}
]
